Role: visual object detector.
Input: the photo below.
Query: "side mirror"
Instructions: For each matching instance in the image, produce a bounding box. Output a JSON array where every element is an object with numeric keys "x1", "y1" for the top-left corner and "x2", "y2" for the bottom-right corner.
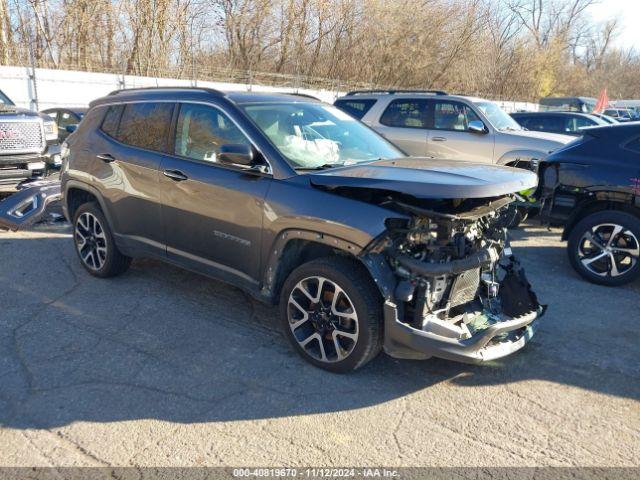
[
  {"x1": 66, "y1": 124, "x2": 78, "y2": 133},
  {"x1": 468, "y1": 120, "x2": 487, "y2": 134},
  {"x1": 217, "y1": 144, "x2": 254, "y2": 166}
]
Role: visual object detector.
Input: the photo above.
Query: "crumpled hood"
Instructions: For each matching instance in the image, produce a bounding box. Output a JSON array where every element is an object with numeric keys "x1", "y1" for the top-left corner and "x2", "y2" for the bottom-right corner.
[{"x1": 308, "y1": 157, "x2": 538, "y2": 199}]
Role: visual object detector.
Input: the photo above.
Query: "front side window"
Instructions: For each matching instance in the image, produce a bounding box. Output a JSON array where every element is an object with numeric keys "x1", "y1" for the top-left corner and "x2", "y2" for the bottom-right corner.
[
  {"x1": 174, "y1": 103, "x2": 249, "y2": 162},
  {"x1": 334, "y1": 99, "x2": 377, "y2": 120},
  {"x1": 243, "y1": 102, "x2": 402, "y2": 169},
  {"x1": 0, "y1": 90, "x2": 14, "y2": 106},
  {"x1": 380, "y1": 99, "x2": 430, "y2": 128},
  {"x1": 433, "y1": 101, "x2": 481, "y2": 131},
  {"x1": 58, "y1": 111, "x2": 76, "y2": 129},
  {"x1": 116, "y1": 102, "x2": 174, "y2": 152},
  {"x1": 474, "y1": 101, "x2": 522, "y2": 131}
]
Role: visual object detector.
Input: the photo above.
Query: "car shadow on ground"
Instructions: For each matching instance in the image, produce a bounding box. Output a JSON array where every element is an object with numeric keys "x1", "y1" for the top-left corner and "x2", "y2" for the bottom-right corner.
[{"x1": 0, "y1": 227, "x2": 638, "y2": 430}]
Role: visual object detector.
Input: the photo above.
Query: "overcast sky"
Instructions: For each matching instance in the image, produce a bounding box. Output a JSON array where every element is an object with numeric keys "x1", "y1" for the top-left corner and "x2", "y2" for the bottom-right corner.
[{"x1": 587, "y1": 0, "x2": 640, "y2": 50}]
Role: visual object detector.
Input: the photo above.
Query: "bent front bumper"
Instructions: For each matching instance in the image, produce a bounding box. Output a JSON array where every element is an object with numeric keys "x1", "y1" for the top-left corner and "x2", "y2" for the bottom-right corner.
[
  {"x1": 0, "y1": 179, "x2": 62, "y2": 230},
  {"x1": 383, "y1": 303, "x2": 544, "y2": 363}
]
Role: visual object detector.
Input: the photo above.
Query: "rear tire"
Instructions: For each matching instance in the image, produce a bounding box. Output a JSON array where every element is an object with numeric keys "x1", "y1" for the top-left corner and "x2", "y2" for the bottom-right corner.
[
  {"x1": 567, "y1": 210, "x2": 640, "y2": 286},
  {"x1": 72, "y1": 202, "x2": 131, "y2": 278},
  {"x1": 279, "y1": 257, "x2": 383, "y2": 373}
]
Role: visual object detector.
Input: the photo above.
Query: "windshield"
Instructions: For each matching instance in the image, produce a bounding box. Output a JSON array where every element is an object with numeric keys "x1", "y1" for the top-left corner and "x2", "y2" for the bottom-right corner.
[
  {"x1": 0, "y1": 90, "x2": 14, "y2": 106},
  {"x1": 474, "y1": 101, "x2": 522, "y2": 131},
  {"x1": 242, "y1": 102, "x2": 403, "y2": 169}
]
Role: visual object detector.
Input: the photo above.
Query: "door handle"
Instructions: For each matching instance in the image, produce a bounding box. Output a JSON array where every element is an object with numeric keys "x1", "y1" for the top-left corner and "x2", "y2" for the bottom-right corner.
[
  {"x1": 96, "y1": 153, "x2": 116, "y2": 163},
  {"x1": 163, "y1": 169, "x2": 188, "y2": 181},
  {"x1": 432, "y1": 137, "x2": 447, "y2": 142}
]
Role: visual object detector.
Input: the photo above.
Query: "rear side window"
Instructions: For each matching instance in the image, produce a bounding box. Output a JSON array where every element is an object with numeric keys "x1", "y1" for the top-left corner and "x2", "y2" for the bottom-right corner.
[
  {"x1": 116, "y1": 102, "x2": 174, "y2": 152},
  {"x1": 380, "y1": 99, "x2": 430, "y2": 128},
  {"x1": 334, "y1": 99, "x2": 376, "y2": 120},
  {"x1": 100, "y1": 105, "x2": 123, "y2": 137},
  {"x1": 513, "y1": 116, "x2": 532, "y2": 128},
  {"x1": 523, "y1": 115, "x2": 564, "y2": 133}
]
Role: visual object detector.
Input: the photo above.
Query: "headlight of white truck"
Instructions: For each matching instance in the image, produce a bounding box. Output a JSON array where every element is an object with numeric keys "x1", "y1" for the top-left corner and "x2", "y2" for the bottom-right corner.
[{"x1": 43, "y1": 121, "x2": 58, "y2": 142}]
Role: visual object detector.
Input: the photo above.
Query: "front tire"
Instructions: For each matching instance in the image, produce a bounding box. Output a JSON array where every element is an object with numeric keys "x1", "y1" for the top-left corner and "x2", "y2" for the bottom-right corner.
[
  {"x1": 279, "y1": 257, "x2": 383, "y2": 373},
  {"x1": 73, "y1": 202, "x2": 131, "y2": 278},
  {"x1": 567, "y1": 210, "x2": 640, "y2": 286}
]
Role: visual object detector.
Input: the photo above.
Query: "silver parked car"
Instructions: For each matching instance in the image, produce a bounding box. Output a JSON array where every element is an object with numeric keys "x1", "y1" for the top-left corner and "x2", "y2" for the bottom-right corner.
[{"x1": 334, "y1": 90, "x2": 574, "y2": 169}]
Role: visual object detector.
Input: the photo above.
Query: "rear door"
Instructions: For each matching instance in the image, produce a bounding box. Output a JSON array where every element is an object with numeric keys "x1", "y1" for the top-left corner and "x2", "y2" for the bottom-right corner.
[
  {"x1": 93, "y1": 101, "x2": 174, "y2": 254},
  {"x1": 426, "y1": 99, "x2": 494, "y2": 162},
  {"x1": 372, "y1": 98, "x2": 430, "y2": 156},
  {"x1": 159, "y1": 102, "x2": 270, "y2": 285}
]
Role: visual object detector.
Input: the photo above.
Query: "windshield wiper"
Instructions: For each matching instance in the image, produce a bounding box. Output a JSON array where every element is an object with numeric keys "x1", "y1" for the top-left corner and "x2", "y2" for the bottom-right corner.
[{"x1": 295, "y1": 163, "x2": 345, "y2": 171}]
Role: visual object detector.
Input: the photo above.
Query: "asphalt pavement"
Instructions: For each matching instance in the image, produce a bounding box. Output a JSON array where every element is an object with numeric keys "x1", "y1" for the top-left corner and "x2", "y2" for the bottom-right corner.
[{"x1": 0, "y1": 222, "x2": 638, "y2": 467}]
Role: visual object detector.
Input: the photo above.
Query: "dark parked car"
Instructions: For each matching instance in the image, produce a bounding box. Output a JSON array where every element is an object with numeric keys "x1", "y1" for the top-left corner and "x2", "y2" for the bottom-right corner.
[
  {"x1": 603, "y1": 108, "x2": 636, "y2": 122},
  {"x1": 0, "y1": 89, "x2": 62, "y2": 192},
  {"x1": 511, "y1": 111, "x2": 608, "y2": 136},
  {"x1": 41, "y1": 107, "x2": 87, "y2": 141},
  {"x1": 54, "y1": 87, "x2": 544, "y2": 372},
  {"x1": 537, "y1": 123, "x2": 640, "y2": 286},
  {"x1": 539, "y1": 96, "x2": 596, "y2": 113}
]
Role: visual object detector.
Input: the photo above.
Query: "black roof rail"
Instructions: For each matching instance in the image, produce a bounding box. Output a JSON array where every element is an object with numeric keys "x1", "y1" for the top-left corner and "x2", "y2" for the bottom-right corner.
[
  {"x1": 345, "y1": 89, "x2": 448, "y2": 96},
  {"x1": 107, "y1": 86, "x2": 225, "y2": 96}
]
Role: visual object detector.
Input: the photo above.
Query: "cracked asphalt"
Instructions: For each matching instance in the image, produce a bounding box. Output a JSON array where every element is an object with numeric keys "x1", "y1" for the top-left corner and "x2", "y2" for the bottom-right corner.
[{"x1": 0, "y1": 222, "x2": 638, "y2": 467}]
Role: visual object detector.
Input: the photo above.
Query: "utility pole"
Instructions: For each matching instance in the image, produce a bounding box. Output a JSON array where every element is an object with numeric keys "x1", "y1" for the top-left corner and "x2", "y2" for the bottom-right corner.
[{"x1": 28, "y1": 38, "x2": 39, "y2": 110}]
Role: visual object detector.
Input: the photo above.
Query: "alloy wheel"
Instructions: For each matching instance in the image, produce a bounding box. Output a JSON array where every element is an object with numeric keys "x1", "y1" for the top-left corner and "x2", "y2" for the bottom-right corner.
[
  {"x1": 287, "y1": 276, "x2": 359, "y2": 363},
  {"x1": 75, "y1": 212, "x2": 108, "y2": 271},
  {"x1": 578, "y1": 223, "x2": 640, "y2": 277}
]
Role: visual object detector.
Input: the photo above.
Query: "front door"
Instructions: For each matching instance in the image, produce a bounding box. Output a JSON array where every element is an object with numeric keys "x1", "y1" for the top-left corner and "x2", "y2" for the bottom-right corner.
[
  {"x1": 426, "y1": 100, "x2": 494, "y2": 163},
  {"x1": 160, "y1": 102, "x2": 271, "y2": 286}
]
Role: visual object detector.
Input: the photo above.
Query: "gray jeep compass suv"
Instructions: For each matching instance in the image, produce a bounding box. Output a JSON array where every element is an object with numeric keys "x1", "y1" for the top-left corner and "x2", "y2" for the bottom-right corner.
[{"x1": 60, "y1": 87, "x2": 545, "y2": 372}]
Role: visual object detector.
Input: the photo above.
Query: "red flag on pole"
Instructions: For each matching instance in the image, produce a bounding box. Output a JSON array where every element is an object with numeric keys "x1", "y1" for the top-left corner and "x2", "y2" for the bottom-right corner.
[{"x1": 594, "y1": 89, "x2": 610, "y2": 113}]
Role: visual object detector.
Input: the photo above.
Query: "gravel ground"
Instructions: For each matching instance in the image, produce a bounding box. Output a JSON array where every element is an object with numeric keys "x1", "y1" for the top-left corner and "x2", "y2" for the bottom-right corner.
[{"x1": 0, "y1": 221, "x2": 638, "y2": 467}]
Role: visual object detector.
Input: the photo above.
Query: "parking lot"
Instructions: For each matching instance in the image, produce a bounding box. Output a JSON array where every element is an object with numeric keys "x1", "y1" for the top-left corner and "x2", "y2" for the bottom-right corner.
[{"x1": 0, "y1": 221, "x2": 638, "y2": 467}]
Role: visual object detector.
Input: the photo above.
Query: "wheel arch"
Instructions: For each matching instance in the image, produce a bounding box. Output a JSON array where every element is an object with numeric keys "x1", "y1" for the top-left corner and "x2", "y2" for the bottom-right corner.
[
  {"x1": 64, "y1": 180, "x2": 113, "y2": 226},
  {"x1": 263, "y1": 229, "x2": 395, "y2": 304},
  {"x1": 562, "y1": 197, "x2": 640, "y2": 240}
]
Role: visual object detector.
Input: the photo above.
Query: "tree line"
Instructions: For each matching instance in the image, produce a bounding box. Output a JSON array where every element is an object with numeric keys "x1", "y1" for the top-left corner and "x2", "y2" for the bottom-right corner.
[{"x1": 1, "y1": 0, "x2": 638, "y2": 101}]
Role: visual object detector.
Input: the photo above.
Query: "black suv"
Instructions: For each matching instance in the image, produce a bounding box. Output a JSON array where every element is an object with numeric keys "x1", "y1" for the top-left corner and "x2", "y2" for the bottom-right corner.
[
  {"x1": 0, "y1": 89, "x2": 62, "y2": 192},
  {"x1": 59, "y1": 87, "x2": 544, "y2": 371},
  {"x1": 537, "y1": 123, "x2": 640, "y2": 286},
  {"x1": 510, "y1": 111, "x2": 608, "y2": 136}
]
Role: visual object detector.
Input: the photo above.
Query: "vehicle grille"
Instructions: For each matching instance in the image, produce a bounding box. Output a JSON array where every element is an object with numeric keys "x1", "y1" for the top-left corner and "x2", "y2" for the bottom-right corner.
[
  {"x1": 449, "y1": 268, "x2": 480, "y2": 308},
  {"x1": 0, "y1": 121, "x2": 44, "y2": 154}
]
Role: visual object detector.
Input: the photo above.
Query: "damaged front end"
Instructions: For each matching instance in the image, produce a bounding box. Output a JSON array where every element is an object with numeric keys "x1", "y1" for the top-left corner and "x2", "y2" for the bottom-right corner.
[{"x1": 367, "y1": 195, "x2": 545, "y2": 364}]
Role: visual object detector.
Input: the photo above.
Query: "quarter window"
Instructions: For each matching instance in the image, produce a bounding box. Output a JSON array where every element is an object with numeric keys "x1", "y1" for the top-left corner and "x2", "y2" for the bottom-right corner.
[
  {"x1": 116, "y1": 102, "x2": 174, "y2": 152},
  {"x1": 433, "y1": 101, "x2": 480, "y2": 131},
  {"x1": 380, "y1": 99, "x2": 430, "y2": 128},
  {"x1": 174, "y1": 103, "x2": 249, "y2": 162},
  {"x1": 334, "y1": 99, "x2": 377, "y2": 120}
]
